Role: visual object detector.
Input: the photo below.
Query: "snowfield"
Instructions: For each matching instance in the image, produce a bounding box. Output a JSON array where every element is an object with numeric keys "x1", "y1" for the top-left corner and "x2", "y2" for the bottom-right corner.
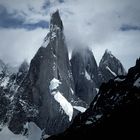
[
  {"x1": 73, "y1": 106, "x2": 86, "y2": 113},
  {"x1": 53, "y1": 91, "x2": 73, "y2": 121},
  {"x1": 0, "y1": 122, "x2": 42, "y2": 140},
  {"x1": 49, "y1": 78, "x2": 73, "y2": 121}
]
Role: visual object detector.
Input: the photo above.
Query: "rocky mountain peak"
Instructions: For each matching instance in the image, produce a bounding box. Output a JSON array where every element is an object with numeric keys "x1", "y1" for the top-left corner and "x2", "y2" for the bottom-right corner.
[
  {"x1": 99, "y1": 50, "x2": 126, "y2": 82},
  {"x1": 0, "y1": 9, "x2": 131, "y2": 140},
  {"x1": 42, "y1": 10, "x2": 64, "y2": 48},
  {"x1": 72, "y1": 47, "x2": 95, "y2": 63},
  {"x1": 71, "y1": 47, "x2": 99, "y2": 105},
  {"x1": 6, "y1": 10, "x2": 87, "y2": 136},
  {"x1": 101, "y1": 49, "x2": 116, "y2": 64},
  {"x1": 104, "y1": 49, "x2": 114, "y2": 57},
  {"x1": 18, "y1": 60, "x2": 29, "y2": 73},
  {"x1": 50, "y1": 10, "x2": 63, "y2": 31}
]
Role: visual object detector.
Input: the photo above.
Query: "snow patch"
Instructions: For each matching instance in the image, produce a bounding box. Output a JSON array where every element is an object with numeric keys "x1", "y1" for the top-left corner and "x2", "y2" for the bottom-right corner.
[
  {"x1": 42, "y1": 38, "x2": 49, "y2": 48},
  {"x1": 49, "y1": 78, "x2": 61, "y2": 92},
  {"x1": 85, "y1": 120, "x2": 92, "y2": 125},
  {"x1": 115, "y1": 77, "x2": 125, "y2": 82},
  {"x1": 51, "y1": 32, "x2": 56, "y2": 39},
  {"x1": 73, "y1": 106, "x2": 86, "y2": 113},
  {"x1": 93, "y1": 101, "x2": 97, "y2": 106},
  {"x1": 70, "y1": 88, "x2": 74, "y2": 95},
  {"x1": 23, "y1": 122, "x2": 28, "y2": 130},
  {"x1": 81, "y1": 71, "x2": 85, "y2": 75},
  {"x1": 49, "y1": 78, "x2": 73, "y2": 121},
  {"x1": 53, "y1": 54, "x2": 56, "y2": 58},
  {"x1": 118, "y1": 67, "x2": 122, "y2": 75},
  {"x1": 134, "y1": 77, "x2": 140, "y2": 88},
  {"x1": 1, "y1": 77, "x2": 9, "y2": 88},
  {"x1": 53, "y1": 91, "x2": 73, "y2": 121},
  {"x1": 96, "y1": 88, "x2": 99, "y2": 93},
  {"x1": 95, "y1": 114, "x2": 102, "y2": 119},
  {"x1": 50, "y1": 25, "x2": 60, "y2": 40},
  {"x1": 27, "y1": 122, "x2": 42, "y2": 140},
  {"x1": 106, "y1": 66, "x2": 117, "y2": 77},
  {"x1": 105, "y1": 49, "x2": 114, "y2": 58},
  {"x1": 42, "y1": 134, "x2": 50, "y2": 139},
  {"x1": 0, "y1": 126, "x2": 26, "y2": 140},
  {"x1": 8, "y1": 122, "x2": 43, "y2": 140},
  {"x1": 85, "y1": 70, "x2": 91, "y2": 80}
]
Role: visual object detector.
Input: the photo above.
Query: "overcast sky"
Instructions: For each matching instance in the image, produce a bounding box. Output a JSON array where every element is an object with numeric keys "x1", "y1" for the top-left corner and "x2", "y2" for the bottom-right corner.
[{"x1": 0, "y1": 0, "x2": 140, "y2": 70}]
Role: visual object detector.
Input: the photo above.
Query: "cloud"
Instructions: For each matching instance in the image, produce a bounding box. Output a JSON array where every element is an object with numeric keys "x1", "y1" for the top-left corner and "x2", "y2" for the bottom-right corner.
[
  {"x1": 42, "y1": 0, "x2": 65, "y2": 10},
  {"x1": 0, "y1": 28, "x2": 48, "y2": 66},
  {"x1": 51, "y1": 0, "x2": 140, "y2": 69},
  {"x1": 0, "y1": 0, "x2": 45, "y2": 14},
  {"x1": 0, "y1": 4, "x2": 49, "y2": 29},
  {"x1": 92, "y1": 30, "x2": 140, "y2": 70},
  {"x1": 0, "y1": 0, "x2": 65, "y2": 24},
  {"x1": 120, "y1": 24, "x2": 140, "y2": 31},
  {"x1": 0, "y1": 0, "x2": 140, "y2": 70},
  {"x1": 0, "y1": 4, "x2": 24, "y2": 28}
]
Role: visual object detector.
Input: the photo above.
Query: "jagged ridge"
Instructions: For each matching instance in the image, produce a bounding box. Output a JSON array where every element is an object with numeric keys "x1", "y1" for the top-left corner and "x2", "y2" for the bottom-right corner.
[{"x1": 47, "y1": 58, "x2": 140, "y2": 139}]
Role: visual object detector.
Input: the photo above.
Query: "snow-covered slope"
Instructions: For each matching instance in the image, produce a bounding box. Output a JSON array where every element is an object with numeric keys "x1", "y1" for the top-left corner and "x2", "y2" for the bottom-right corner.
[{"x1": 0, "y1": 122, "x2": 42, "y2": 140}]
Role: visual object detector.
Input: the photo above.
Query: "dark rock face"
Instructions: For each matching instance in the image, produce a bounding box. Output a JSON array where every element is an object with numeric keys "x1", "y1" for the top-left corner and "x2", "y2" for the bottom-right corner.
[
  {"x1": 0, "y1": 88, "x2": 10, "y2": 125},
  {"x1": 99, "y1": 49, "x2": 126, "y2": 83},
  {"x1": 8, "y1": 10, "x2": 86, "y2": 136},
  {"x1": 17, "y1": 61, "x2": 29, "y2": 84},
  {"x1": 70, "y1": 48, "x2": 126, "y2": 105},
  {"x1": 47, "y1": 58, "x2": 140, "y2": 139},
  {"x1": 71, "y1": 48, "x2": 99, "y2": 104},
  {"x1": 0, "y1": 60, "x2": 29, "y2": 132}
]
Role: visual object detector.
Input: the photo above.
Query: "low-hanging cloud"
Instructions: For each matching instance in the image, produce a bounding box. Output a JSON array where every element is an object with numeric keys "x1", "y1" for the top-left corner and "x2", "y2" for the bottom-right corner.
[
  {"x1": 0, "y1": 0, "x2": 139, "y2": 70},
  {"x1": 0, "y1": 28, "x2": 48, "y2": 66},
  {"x1": 58, "y1": 0, "x2": 140, "y2": 69}
]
